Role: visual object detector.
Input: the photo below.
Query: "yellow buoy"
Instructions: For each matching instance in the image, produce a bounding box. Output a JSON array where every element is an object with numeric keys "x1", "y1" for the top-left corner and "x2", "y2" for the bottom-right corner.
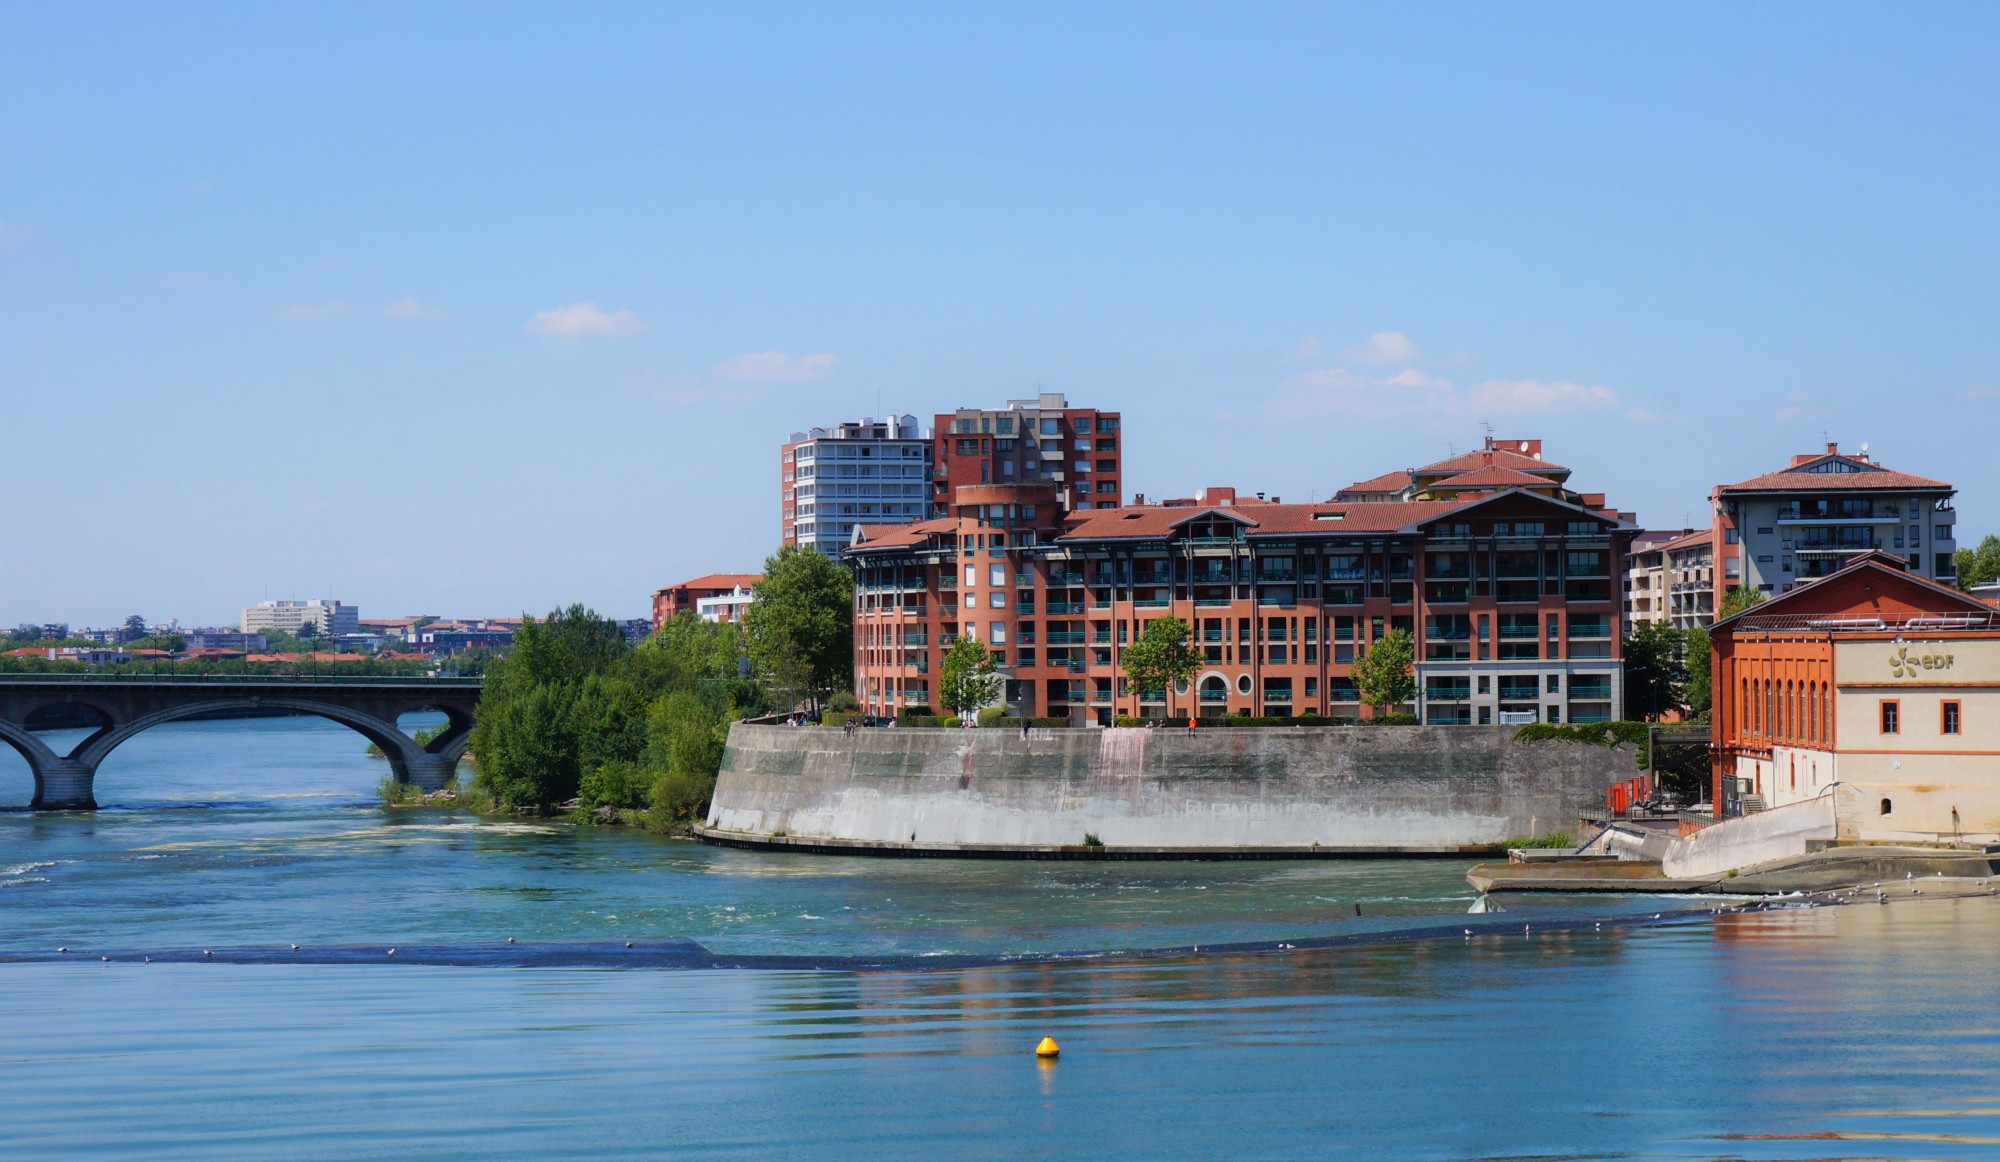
[{"x1": 1035, "y1": 1036, "x2": 1061, "y2": 1058}]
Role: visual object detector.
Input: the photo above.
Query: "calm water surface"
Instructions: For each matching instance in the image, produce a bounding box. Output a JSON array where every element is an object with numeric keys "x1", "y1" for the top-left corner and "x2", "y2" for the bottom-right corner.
[{"x1": 4, "y1": 717, "x2": 1999, "y2": 1159}]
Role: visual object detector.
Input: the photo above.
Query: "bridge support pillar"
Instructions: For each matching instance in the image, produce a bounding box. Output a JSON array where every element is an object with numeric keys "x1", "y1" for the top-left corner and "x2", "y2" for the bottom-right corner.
[
  {"x1": 31, "y1": 756, "x2": 98, "y2": 811},
  {"x1": 400, "y1": 753, "x2": 459, "y2": 793}
]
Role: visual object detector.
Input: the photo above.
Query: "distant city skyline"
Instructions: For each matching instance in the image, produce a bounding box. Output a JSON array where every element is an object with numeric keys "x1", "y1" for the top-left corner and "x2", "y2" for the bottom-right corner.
[{"x1": 4, "y1": 4, "x2": 1998, "y2": 625}]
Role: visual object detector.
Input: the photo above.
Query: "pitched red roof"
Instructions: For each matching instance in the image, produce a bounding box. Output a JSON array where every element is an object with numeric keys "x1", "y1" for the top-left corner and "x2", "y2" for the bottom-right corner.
[
  {"x1": 1415, "y1": 448, "x2": 1567, "y2": 476},
  {"x1": 1060, "y1": 499, "x2": 1478, "y2": 541},
  {"x1": 1427, "y1": 466, "x2": 1556, "y2": 490},
  {"x1": 1337, "y1": 469, "x2": 1414, "y2": 496},
  {"x1": 848, "y1": 517, "x2": 958, "y2": 552},
  {"x1": 1655, "y1": 528, "x2": 1713, "y2": 554},
  {"x1": 659, "y1": 573, "x2": 762, "y2": 593},
  {"x1": 1715, "y1": 550, "x2": 1988, "y2": 628},
  {"x1": 1718, "y1": 455, "x2": 1950, "y2": 493}
]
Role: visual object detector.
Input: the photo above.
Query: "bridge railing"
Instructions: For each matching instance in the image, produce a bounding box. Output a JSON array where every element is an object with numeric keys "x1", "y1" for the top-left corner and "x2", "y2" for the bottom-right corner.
[{"x1": 0, "y1": 672, "x2": 483, "y2": 686}]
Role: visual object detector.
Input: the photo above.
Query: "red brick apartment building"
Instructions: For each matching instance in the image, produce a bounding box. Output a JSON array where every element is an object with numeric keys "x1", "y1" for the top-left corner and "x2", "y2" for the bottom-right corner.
[
  {"x1": 931, "y1": 393, "x2": 1121, "y2": 518},
  {"x1": 847, "y1": 436, "x2": 1638, "y2": 725},
  {"x1": 651, "y1": 574, "x2": 763, "y2": 631},
  {"x1": 1709, "y1": 550, "x2": 2000, "y2": 837}
]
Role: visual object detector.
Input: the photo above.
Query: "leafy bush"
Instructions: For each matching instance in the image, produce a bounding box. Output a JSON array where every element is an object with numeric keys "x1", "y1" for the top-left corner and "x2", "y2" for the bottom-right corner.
[
  {"x1": 578, "y1": 759, "x2": 652, "y2": 810},
  {"x1": 827, "y1": 690, "x2": 860, "y2": 712},
  {"x1": 1514, "y1": 721, "x2": 1649, "y2": 749},
  {"x1": 1505, "y1": 831, "x2": 1575, "y2": 850},
  {"x1": 1081, "y1": 832, "x2": 1105, "y2": 847},
  {"x1": 822, "y1": 711, "x2": 866, "y2": 728},
  {"x1": 645, "y1": 767, "x2": 717, "y2": 829},
  {"x1": 1361, "y1": 713, "x2": 1420, "y2": 726},
  {"x1": 982, "y1": 716, "x2": 1069, "y2": 728},
  {"x1": 976, "y1": 706, "x2": 1010, "y2": 728}
]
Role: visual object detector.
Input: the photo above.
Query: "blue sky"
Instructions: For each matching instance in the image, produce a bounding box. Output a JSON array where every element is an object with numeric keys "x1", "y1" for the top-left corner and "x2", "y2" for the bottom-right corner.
[{"x1": 3, "y1": 3, "x2": 1996, "y2": 627}]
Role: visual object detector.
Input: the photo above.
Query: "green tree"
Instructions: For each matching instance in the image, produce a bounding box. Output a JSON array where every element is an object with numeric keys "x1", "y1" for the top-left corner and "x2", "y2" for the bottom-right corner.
[
  {"x1": 937, "y1": 631, "x2": 1002, "y2": 718},
  {"x1": 1351, "y1": 627, "x2": 1417, "y2": 716},
  {"x1": 1621, "y1": 621, "x2": 1688, "y2": 721},
  {"x1": 1119, "y1": 615, "x2": 1203, "y2": 719},
  {"x1": 121, "y1": 614, "x2": 147, "y2": 642},
  {"x1": 744, "y1": 546, "x2": 853, "y2": 714},
  {"x1": 1718, "y1": 586, "x2": 1768, "y2": 619},
  {"x1": 126, "y1": 633, "x2": 186, "y2": 653},
  {"x1": 1681, "y1": 627, "x2": 1712, "y2": 718},
  {"x1": 468, "y1": 605, "x2": 632, "y2": 810},
  {"x1": 1955, "y1": 534, "x2": 2000, "y2": 591}
]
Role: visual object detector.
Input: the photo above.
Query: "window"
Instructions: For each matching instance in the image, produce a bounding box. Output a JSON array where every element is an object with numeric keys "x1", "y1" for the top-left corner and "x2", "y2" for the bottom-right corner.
[
  {"x1": 989, "y1": 622, "x2": 1006, "y2": 644},
  {"x1": 965, "y1": 564, "x2": 977, "y2": 586},
  {"x1": 1943, "y1": 701, "x2": 1962, "y2": 735},
  {"x1": 1039, "y1": 419, "x2": 1059, "y2": 435},
  {"x1": 1547, "y1": 674, "x2": 1561, "y2": 693},
  {"x1": 989, "y1": 592, "x2": 1005, "y2": 608},
  {"x1": 1880, "y1": 699, "x2": 1899, "y2": 734},
  {"x1": 989, "y1": 564, "x2": 1005, "y2": 586},
  {"x1": 1725, "y1": 529, "x2": 1739, "y2": 544}
]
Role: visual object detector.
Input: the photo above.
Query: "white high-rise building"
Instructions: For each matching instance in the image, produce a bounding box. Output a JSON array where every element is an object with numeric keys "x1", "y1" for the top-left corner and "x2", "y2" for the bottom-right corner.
[
  {"x1": 781, "y1": 415, "x2": 931, "y2": 556},
  {"x1": 240, "y1": 599, "x2": 359, "y2": 638}
]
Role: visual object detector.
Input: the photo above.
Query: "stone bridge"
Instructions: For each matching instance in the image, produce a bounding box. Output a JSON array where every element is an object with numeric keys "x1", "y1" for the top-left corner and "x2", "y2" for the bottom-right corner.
[{"x1": 0, "y1": 675, "x2": 483, "y2": 809}]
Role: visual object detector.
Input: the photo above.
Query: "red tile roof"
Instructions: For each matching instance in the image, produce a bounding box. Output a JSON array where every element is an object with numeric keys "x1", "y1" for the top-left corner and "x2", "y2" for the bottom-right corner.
[
  {"x1": 1061, "y1": 499, "x2": 1479, "y2": 540},
  {"x1": 1337, "y1": 469, "x2": 1415, "y2": 495},
  {"x1": 1427, "y1": 466, "x2": 1557, "y2": 490},
  {"x1": 848, "y1": 518, "x2": 957, "y2": 552},
  {"x1": 1718, "y1": 455, "x2": 1950, "y2": 493},
  {"x1": 659, "y1": 573, "x2": 763, "y2": 593},
  {"x1": 1415, "y1": 448, "x2": 1567, "y2": 476},
  {"x1": 1655, "y1": 528, "x2": 1714, "y2": 554}
]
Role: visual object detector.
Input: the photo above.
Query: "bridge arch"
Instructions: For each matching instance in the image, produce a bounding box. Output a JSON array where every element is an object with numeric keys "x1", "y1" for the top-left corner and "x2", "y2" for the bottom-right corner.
[{"x1": 72, "y1": 698, "x2": 466, "y2": 793}]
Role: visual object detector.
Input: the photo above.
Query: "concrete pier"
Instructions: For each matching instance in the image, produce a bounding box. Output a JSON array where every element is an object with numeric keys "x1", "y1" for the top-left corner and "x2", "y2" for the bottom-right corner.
[{"x1": 702, "y1": 724, "x2": 1635, "y2": 855}]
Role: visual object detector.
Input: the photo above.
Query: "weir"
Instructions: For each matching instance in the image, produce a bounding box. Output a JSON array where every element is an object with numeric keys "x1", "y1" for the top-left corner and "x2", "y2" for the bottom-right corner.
[{"x1": 0, "y1": 676, "x2": 481, "y2": 809}]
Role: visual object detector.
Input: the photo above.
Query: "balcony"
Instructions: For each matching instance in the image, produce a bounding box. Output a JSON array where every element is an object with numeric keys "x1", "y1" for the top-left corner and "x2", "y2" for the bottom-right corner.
[
  {"x1": 1134, "y1": 598, "x2": 1170, "y2": 608},
  {"x1": 1199, "y1": 690, "x2": 1229, "y2": 703},
  {"x1": 1569, "y1": 684, "x2": 1613, "y2": 701},
  {"x1": 1497, "y1": 625, "x2": 1540, "y2": 640},
  {"x1": 1045, "y1": 601, "x2": 1085, "y2": 614},
  {"x1": 1045, "y1": 631, "x2": 1085, "y2": 644},
  {"x1": 1424, "y1": 686, "x2": 1471, "y2": 702}
]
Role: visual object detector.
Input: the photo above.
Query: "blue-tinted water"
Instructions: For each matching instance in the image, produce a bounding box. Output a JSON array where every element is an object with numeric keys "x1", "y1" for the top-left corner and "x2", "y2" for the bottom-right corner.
[{"x1": 4, "y1": 717, "x2": 1999, "y2": 1159}]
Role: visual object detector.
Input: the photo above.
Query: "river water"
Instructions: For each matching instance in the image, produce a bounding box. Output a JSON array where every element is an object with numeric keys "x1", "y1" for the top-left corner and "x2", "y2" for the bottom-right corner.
[{"x1": 4, "y1": 716, "x2": 2000, "y2": 1160}]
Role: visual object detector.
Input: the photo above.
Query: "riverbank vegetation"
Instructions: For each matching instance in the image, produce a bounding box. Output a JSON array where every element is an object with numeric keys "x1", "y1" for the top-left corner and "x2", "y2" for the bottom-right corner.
[{"x1": 466, "y1": 605, "x2": 767, "y2": 824}]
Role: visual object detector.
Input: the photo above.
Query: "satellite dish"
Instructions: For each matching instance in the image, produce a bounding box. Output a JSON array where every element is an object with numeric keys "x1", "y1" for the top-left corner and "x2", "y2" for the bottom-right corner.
[
  {"x1": 1518, "y1": 441, "x2": 1529, "y2": 452},
  {"x1": 1860, "y1": 442, "x2": 1869, "y2": 454}
]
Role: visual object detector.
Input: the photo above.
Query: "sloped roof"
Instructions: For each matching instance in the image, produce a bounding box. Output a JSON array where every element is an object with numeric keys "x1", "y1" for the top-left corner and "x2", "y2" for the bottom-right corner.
[
  {"x1": 1714, "y1": 550, "x2": 1988, "y2": 629},
  {"x1": 1655, "y1": 528, "x2": 1714, "y2": 554},
  {"x1": 847, "y1": 517, "x2": 957, "y2": 553},
  {"x1": 1415, "y1": 448, "x2": 1567, "y2": 476},
  {"x1": 659, "y1": 573, "x2": 763, "y2": 593},
  {"x1": 1337, "y1": 469, "x2": 1415, "y2": 495},
  {"x1": 1061, "y1": 499, "x2": 1475, "y2": 541},
  {"x1": 1719, "y1": 455, "x2": 1950, "y2": 493},
  {"x1": 1428, "y1": 466, "x2": 1558, "y2": 490}
]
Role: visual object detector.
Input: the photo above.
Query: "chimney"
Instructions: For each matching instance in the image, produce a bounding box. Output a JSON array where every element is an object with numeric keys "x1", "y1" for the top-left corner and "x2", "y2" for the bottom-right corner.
[{"x1": 1827, "y1": 441, "x2": 1838, "y2": 456}]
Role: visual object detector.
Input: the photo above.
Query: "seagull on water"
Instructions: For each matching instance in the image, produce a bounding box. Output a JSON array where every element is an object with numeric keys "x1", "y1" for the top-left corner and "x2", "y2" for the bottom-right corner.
[{"x1": 386, "y1": 948, "x2": 396, "y2": 957}]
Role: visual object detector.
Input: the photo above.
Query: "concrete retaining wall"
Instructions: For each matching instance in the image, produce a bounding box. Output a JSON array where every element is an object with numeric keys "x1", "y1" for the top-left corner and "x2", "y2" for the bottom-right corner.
[
  {"x1": 1661, "y1": 795, "x2": 1837, "y2": 879},
  {"x1": 705, "y1": 725, "x2": 1637, "y2": 854}
]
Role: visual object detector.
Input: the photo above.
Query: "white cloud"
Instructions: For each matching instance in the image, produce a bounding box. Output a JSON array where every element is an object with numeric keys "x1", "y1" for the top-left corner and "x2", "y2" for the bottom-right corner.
[
  {"x1": 278, "y1": 300, "x2": 349, "y2": 323},
  {"x1": 1270, "y1": 366, "x2": 1619, "y2": 419},
  {"x1": 711, "y1": 351, "x2": 840, "y2": 383},
  {"x1": 1278, "y1": 336, "x2": 1322, "y2": 363},
  {"x1": 524, "y1": 301, "x2": 645, "y2": 338},
  {"x1": 1463, "y1": 378, "x2": 1619, "y2": 414},
  {"x1": 1338, "y1": 331, "x2": 1422, "y2": 365},
  {"x1": 384, "y1": 297, "x2": 447, "y2": 320}
]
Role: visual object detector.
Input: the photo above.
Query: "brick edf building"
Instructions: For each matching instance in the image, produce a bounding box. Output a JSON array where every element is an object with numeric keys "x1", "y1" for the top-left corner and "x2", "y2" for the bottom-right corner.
[{"x1": 847, "y1": 436, "x2": 1638, "y2": 725}]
